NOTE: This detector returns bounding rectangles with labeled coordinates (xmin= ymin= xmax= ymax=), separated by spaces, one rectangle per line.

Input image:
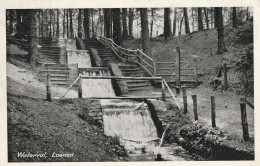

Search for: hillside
xmin=123 ymin=20 xmax=253 ymax=97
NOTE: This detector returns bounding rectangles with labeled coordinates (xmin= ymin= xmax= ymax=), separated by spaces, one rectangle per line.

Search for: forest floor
xmin=123 ymin=21 xmax=254 ymax=141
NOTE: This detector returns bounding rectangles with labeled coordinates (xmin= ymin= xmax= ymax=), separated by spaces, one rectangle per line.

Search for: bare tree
xmin=56 ymin=9 xmax=59 ymax=37
xmin=63 ymin=9 xmax=65 ymax=38
xmin=122 ymin=8 xmax=128 ymax=39
xmin=78 ymin=9 xmax=82 ymax=36
xmin=198 ymin=7 xmax=203 ymax=31
xmin=232 ymin=7 xmax=237 ymax=28
xmin=112 ymin=8 xmax=122 ymax=45
xmin=215 ymin=7 xmax=227 ymax=54
xmin=66 ymin=9 xmax=69 ymax=38
xmin=69 ymin=9 xmax=73 ymax=38
xmin=173 ymin=8 xmax=177 ymax=36
xmin=104 ymin=9 xmax=111 ymax=38
xmin=28 ymin=10 xmax=38 ymax=67
xmin=164 ymin=8 xmax=172 ymax=38
xmin=84 ymin=9 xmax=90 ymax=39
xmin=204 ymin=7 xmax=209 ymax=29
xmin=128 ymin=8 xmax=134 ymax=38
xmin=140 ymin=8 xmax=151 ymax=56
xmin=183 ymin=8 xmax=190 ymax=34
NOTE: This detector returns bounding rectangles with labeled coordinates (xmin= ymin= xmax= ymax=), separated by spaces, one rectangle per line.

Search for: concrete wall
xmin=90 ymin=48 xmax=103 ymax=67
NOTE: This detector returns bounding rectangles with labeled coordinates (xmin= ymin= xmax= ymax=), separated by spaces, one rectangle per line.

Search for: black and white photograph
xmin=2 ymin=0 xmax=259 ymax=164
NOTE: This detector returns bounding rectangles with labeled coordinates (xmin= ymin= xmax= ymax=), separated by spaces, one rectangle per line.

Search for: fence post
xmin=153 ymin=59 xmax=157 ymax=77
xmin=223 ymin=63 xmax=228 ymax=90
xmin=194 ymin=58 xmax=198 ymax=85
xmin=211 ymin=96 xmax=216 ymax=127
xmin=182 ymin=87 xmax=187 ymax=114
xmin=240 ymin=98 xmax=249 ymax=141
xmin=192 ymin=95 xmax=198 ymax=121
xmin=46 ymin=74 xmax=52 ymax=102
xmin=243 ymin=68 xmax=249 ymax=90
xmin=161 ymin=80 xmax=165 ymax=101
xmin=175 ymin=47 xmax=181 ymax=94
xmin=78 ymin=76 xmax=83 ymax=98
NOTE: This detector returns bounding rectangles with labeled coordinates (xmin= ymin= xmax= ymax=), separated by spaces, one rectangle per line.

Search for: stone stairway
xmin=84 ymin=39 xmax=111 ymax=61
xmin=118 ymin=63 xmax=153 ymax=93
xmin=38 ymin=46 xmax=61 ymax=64
xmin=38 ymin=63 xmax=70 ymax=86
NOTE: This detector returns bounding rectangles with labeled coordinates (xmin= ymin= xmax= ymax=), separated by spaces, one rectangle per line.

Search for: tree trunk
xmin=198 ymin=8 xmax=203 ymax=31
xmin=78 ymin=9 xmax=82 ymax=36
xmin=84 ymin=9 xmax=90 ymax=39
xmin=140 ymin=8 xmax=151 ymax=56
xmin=173 ymin=8 xmax=177 ymax=36
xmin=211 ymin=7 xmax=214 ymax=28
xmin=63 ymin=9 xmax=65 ymax=38
xmin=179 ymin=16 xmax=184 ymax=36
xmin=122 ymin=8 xmax=128 ymax=39
xmin=192 ymin=8 xmax=194 ymax=32
xmin=215 ymin=7 xmax=227 ymax=54
xmin=128 ymin=8 xmax=134 ymax=38
xmin=246 ymin=7 xmax=250 ymax=21
xmin=49 ymin=9 xmax=52 ymax=37
xmin=52 ymin=11 xmax=55 ymax=37
xmin=232 ymin=7 xmax=237 ymax=28
xmin=150 ymin=8 xmax=154 ymax=38
xmin=164 ymin=8 xmax=172 ymax=39
xmin=16 ymin=10 xmax=22 ymax=34
xmin=69 ymin=9 xmax=73 ymax=38
xmin=28 ymin=10 xmax=38 ymax=67
xmin=112 ymin=8 xmax=122 ymax=45
xmin=104 ymin=9 xmax=111 ymax=38
xmin=91 ymin=9 xmax=95 ymax=38
xmin=66 ymin=9 xmax=69 ymax=38
xmin=9 ymin=10 xmax=14 ymax=34
xmin=183 ymin=8 xmax=190 ymax=34
xmin=55 ymin=10 xmax=59 ymax=37
xmin=38 ymin=11 xmax=41 ymax=37
xmin=204 ymin=7 xmax=209 ymax=29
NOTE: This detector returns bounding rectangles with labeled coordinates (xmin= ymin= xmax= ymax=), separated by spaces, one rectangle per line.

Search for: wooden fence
xmin=97 ymin=35 xmax=198 ymax=88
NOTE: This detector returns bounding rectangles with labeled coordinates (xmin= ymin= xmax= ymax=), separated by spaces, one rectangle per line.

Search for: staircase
xmin=38 ymin=46 xmax=61 ymax=64
xmin=38 ymin=63 xmax=70 ymax=86
xmin=118 ymin=63 xmax=153 ymax=93
xmin=84 ymin=39 xmax=111 ymax=61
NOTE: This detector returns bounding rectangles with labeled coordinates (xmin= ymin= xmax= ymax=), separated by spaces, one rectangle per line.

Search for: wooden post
xmin=182 ymin=87 xmax=187 ymax=114
xmin=211 ymin=96 xmax=216 ymax=127
xmin=223 ymin=63 xmax=228 ymax=90
xmin=46 ymin=74 xmax=52 ymax=102
xmin=175 ymin=47 xmax=181 ymax=94
xmin=192 ymin=95 xmax=198 ymax=121
xmin=156 ymin=30 xmax=158 ymax=37
xmin=243 ymin=68 xmax=249 ymax=90
xmin=153 ymin=59 xmax=157 ymax=77
xmin=194 ymin=58 xmax=198 ymax=85
xmin=78 ymin=76 xmax=83 ymax=98
xmin=240 ymin=98 xmax=249 ymax=141
xmin=161 ymin=80 xmax=165 ymax=101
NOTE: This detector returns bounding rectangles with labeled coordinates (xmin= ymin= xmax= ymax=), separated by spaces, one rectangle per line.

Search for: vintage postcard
xmin=1 ymin=0 xmax=259 ymax=165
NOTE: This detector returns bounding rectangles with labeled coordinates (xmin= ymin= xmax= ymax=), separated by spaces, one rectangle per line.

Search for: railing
xmin=97 ymin=35 xmax=155 ymax=77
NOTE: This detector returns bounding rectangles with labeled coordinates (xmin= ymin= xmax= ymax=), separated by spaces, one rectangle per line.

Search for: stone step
xmin=44 ymin=63 xmax=68 ymax=67
xmin=39 ymin=70 xmax=69 ymax=74
xmin=127 ymin=82 xmax=150 ymax=88
xmin=125 ymin=80 xmax=148 ymax=84
xmin=38 ymin=50 xmax=60 ymax=53
xmin=128 ymin=86 xmax=153 ymax=92
xmin=118 ymin=64 xmax=139 ymax=68
xmin=120 ymin=68 xmax=141 ymax=72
